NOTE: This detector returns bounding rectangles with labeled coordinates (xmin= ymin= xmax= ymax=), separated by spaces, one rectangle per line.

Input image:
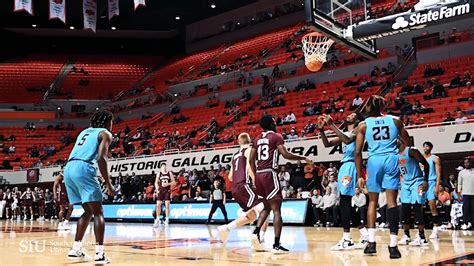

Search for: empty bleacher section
xmin=57 ymin=56 xmax=158 ymax=100
xmin=0 ymin=55 xmax=66 ymax=103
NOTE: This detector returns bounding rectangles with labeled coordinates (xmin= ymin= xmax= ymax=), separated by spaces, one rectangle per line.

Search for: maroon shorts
xmin=255 ymin=170 xmax=281 ymax=200
xmin=232 ymin=183 xmax=260 ymax=212
xmin=58 ymin=195 xmax=69 ymax=207
xmin=22 ymin=199 xmax=33 ymax=208
xmin=157 ymin=189 xmax=171 ymax=201
xmin=37 ymin=200 xmax=45 ymax=208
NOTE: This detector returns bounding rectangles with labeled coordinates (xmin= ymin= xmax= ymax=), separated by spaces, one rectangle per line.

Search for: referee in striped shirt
xmin=207 ymin=180 xmax=229 ymax=224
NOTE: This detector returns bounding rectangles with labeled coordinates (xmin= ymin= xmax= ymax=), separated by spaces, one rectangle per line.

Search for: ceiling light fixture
xmin=69 ymin=26 xmax=75 ymax=30
xmin=211 ymin=4 xmax=216 ymax=8
xmin=175 ymin=16 xmax=180 ymax=20
xmin=111 ymin=26 xmax=117 ymax=30
xmin=32 ymin=24 xmax=37 ymax=28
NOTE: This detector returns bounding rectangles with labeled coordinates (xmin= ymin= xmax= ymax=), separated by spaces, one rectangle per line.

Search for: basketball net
xmin=302 ymin=32 xmax=334 ymax=72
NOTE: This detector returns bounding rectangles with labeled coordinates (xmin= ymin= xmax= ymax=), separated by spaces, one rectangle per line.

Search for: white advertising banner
xmin=108 ymin=0 xmax=119 ymax=20
xmin=134 ymin=0 xmax=146 ymax=10
xmin=14 ymin=0 xmax=33 ymax=15
xmin=83 ymin=0 xmax=97 ymax=33
xmin=0 ymin=124 xmax=472 ymax=183
xmin=107 ymin=123 xmax=474 ymax=175
xmin=0 ymin=166 xmax=61 ymax=185
xmin=49 ymin=0 xmax=66 ymax=24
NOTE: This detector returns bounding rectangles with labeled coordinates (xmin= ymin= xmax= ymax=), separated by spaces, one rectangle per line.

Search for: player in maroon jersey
xmin=154 ymin=163 xmax=175 ymax=226
xmin=249 ymin=114 xmax=313 ymax=253
xmin=217 ymin=133 xmax=269 ymax=244
xmin=35 ymin=187 xmax=46 ymax=221
xmin=54 ymin=172 xmax=73 ymax=230
xmin=20 ymin=187 xmax=36 ymax=221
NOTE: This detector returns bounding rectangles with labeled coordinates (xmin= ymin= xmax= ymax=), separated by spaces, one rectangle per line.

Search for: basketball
xmin=305 ymin=58 xmax=324 ymax=72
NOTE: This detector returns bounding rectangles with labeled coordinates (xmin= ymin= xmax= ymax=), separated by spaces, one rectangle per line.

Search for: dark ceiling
xmin=0 ymin=0 xmax=257 ymax=32
xmin=0 ymin=0 xmax=257 ymax=57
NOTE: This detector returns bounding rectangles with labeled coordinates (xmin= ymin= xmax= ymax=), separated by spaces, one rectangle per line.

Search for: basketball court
xmin=1 ymin=221 xmax=473 ymax=265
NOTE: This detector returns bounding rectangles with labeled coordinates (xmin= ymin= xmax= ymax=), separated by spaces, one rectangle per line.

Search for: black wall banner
xmin=351 ymin=1 xmax=472 ymax=42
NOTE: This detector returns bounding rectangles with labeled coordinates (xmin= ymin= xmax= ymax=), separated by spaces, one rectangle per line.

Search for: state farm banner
xmin=83 ymin=0 xmax=97 ymax=33
xmin=107 ymin=123 xmax=474 ymax=175
xmin=134 ymin=0 xmax=146 ymax=10
xmin=108 ymin=0 xmax=119 ymax=20
xmin=351 ymin=1 xmax=472 ymax=42
xmin=49 ymin=0 xmax=66 ymax=24
xmin=14 ymin=0 xmax=33 ymax=15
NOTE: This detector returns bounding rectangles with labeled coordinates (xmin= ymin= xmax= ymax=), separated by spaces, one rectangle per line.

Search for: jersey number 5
xmin=78 ymin=133 xmax=90 ymax=146
xmin=372 ymin=126 xmax=390 ymax=141
xmin=257 ymin=145 xmax=269 ymax=160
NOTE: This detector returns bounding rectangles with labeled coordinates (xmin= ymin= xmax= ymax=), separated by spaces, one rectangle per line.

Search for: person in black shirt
xmin=292 ymin=161 xmax=305 ymax=189
xmin=443 ymin=112 xmax=455 ymax=123
xmin=197 ymin=174 xmax=212 ymax=199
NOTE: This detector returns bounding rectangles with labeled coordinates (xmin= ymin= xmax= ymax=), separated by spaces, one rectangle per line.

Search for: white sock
xmin=96 ymin=245 xmax=104 ymax=254
xmin=261 ymin=230 xmax=266 ymax=239
xmin=228 ymin=221 xmax=237 ymax=230
xmin=359 ymin=227 xmax=368 ymax=237
xmin=368 ymin=228 xmax=376 ymax=242
xmin=389 ymin=234 xmax=398 ymax=247
xmin=64 ymin=220 xmax=69 ymax=224
xmin=72 ymin=241 xmax=82 ymax=251
xmin=433 ymin=226 xmax=439 ymax=233
xmin=343 ymin=232 xmax=351 ymax=240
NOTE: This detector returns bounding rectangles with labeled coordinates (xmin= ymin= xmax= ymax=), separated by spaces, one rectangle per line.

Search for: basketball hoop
xmin=302 ymin=32 xmax=335 ymax=72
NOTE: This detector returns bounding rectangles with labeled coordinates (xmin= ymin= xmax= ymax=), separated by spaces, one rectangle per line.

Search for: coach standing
xmin=458 ymin=158 xmax=474 ymax=230
xmin=206 ymin=180 xmax=229 ymax=224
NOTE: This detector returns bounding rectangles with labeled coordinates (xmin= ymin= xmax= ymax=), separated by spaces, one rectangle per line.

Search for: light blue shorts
xmin=400 ymin=179 xmax=426 ymax=204
xmin=426 ymin=180 xmax=437 ymax=201
xmin=366 ymin=154 xmax=400 ymax=193
xmin=338 ymin=161 xmax=357 ymax=196
xmin=64 ymin=160 xmax=102 ymax=204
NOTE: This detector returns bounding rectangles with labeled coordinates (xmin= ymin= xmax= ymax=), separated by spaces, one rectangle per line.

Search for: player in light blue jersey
xmin=355 ymin=95 xmax=411 ymax=259
xmin=319 ymin=113 xmax=368 ymax=251
xmin=64 ymin=111 xmax=114 ymax=264
xmin=422 ymin=141 xmax=442 ymax=239
xmin=397 ymin=141 xmax=430 ymax=247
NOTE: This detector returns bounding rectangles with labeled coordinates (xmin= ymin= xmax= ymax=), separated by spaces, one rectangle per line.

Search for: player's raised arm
xmin=354 ymin=122 xmax=367 ymax=187
xmin=98 ymin=130 xmax=113 ymax=197
xmin=322 ymin=114 xmax=357 ymax=146
xmin=277 ymin=144 xmax=312 ymax=164
xmin=409 ymin=147 xmax=430 ymax=183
